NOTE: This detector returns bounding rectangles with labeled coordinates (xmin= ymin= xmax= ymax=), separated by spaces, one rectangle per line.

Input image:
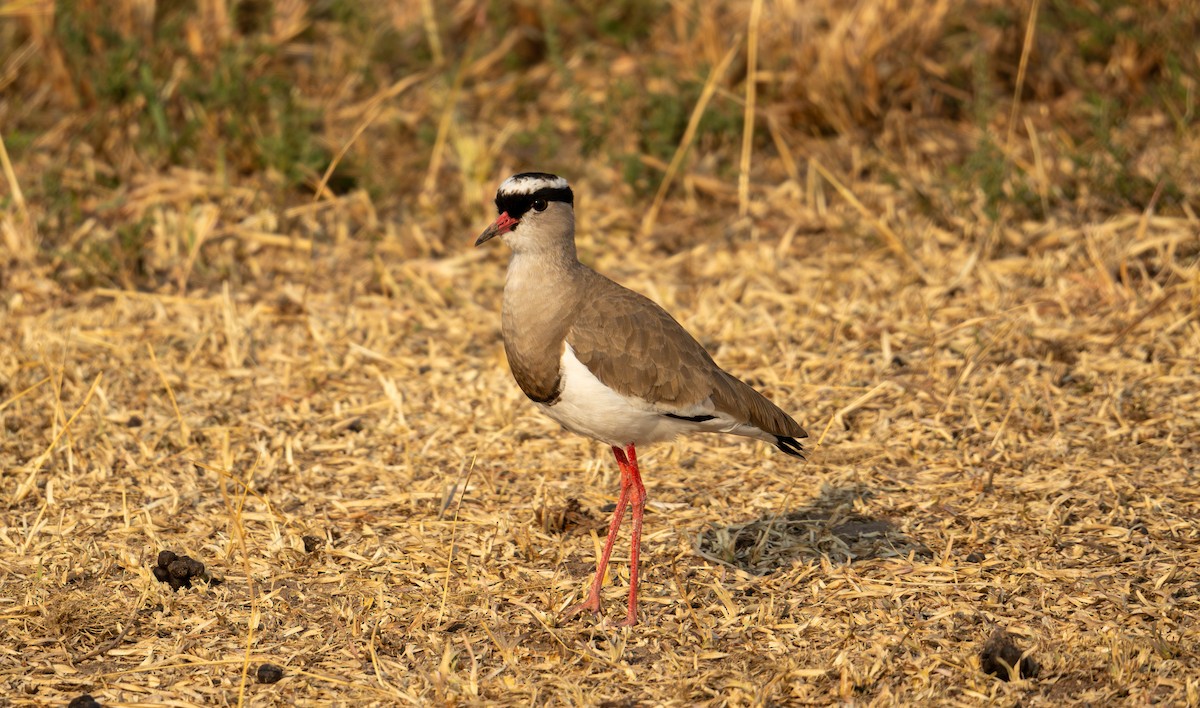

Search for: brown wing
xmin=567 ymin=274 xmax=717 ymax=407
xmin=710 ymin=369 xmax=808 ymax=439
xmin=567 ymin=271 xmax=806 ymax=439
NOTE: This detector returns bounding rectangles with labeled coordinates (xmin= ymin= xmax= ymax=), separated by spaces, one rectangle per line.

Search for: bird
xmin=476 ymin=172 xmax=807 ymax=626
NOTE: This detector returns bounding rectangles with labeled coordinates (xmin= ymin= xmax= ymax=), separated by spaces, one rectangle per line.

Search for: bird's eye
xmin=532 ymin=199 xmax=548 ymax=212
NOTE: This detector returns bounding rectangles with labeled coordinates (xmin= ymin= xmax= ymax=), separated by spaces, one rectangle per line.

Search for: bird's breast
xmin=501 ymin=271 xmax=574 ymax=405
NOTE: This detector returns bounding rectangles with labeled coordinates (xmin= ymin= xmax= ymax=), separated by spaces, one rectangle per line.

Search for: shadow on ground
xmin=693 ymin=483 xmax=932 ymax=575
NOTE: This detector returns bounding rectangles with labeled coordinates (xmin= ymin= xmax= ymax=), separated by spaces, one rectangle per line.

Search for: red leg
xmin=617 ymin=444 xmax=646 ymax=627
xmin=563 ymin=445 xmax=633 ymax=620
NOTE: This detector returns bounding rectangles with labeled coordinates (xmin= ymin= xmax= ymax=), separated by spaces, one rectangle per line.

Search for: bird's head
xmin=476 ymin=172 xmax=575 ymax=253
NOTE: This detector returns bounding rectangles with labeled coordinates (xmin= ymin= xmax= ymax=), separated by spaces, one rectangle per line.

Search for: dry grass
xmin=2 ymin=0 xmax=1200 ymax=705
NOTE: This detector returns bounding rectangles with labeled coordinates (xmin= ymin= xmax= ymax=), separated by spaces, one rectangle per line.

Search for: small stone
xmin=302 ymin=535 xmax=323 ymax=553
xmin=157 ymin=550 xmax=178 ymax=569
xmin=67 ymin=695 xmax=102 ymax=708
xmin=256 ymin=663 xmax=285 ymax=684
xmin=965 ymin=551 xmax=985 ymax=563
xmin=126 ymin=415 xmax=143 ymax=427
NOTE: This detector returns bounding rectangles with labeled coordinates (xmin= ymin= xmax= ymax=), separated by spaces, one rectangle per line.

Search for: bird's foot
xmin=616 ymin=611 xmax=638 ymax=627
xmin=561 ymin=593 xmax=602 ymax=621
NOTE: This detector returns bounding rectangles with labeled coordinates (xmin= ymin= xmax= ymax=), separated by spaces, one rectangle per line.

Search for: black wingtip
xmin=775 ymin=435 xmax=806 ymax=459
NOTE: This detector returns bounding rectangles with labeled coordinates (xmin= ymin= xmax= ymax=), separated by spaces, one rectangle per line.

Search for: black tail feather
xmin=775 ymin=435 xmax=806 ymax=459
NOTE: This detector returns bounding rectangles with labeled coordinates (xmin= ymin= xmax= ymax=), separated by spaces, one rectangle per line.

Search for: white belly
xmin=536 ymin=344 xmax=695 ymax=447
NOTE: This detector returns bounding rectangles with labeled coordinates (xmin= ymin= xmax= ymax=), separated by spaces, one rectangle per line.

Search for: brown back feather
xmin=566 ymin=270 xmax=806 ymax=439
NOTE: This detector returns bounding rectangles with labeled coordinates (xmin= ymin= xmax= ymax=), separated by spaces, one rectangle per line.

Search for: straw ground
xmin=2 ymin=1 xmax=1199 ymax=705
